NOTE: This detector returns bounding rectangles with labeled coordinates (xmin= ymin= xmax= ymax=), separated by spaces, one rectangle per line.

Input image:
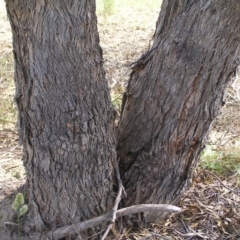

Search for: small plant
xmin=200 ymin=146 xmax=240 ymax=184
xmin=12 ymin=193 xmax=28 ymax=239
xmin=103 ymin=0 xmax=115 ymax=17
xmin=12 ymin=171 xmax=21 ymax=179
xmin=111 ymin=92 xmax=122 ymax=112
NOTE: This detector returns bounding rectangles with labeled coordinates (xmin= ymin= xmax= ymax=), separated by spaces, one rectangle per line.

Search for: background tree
xmin=5 ymin=0 xmax=240 ymax=239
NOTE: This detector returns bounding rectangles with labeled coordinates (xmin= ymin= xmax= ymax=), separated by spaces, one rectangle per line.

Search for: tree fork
xmin=4 ymin=0 xmax=240 ymax=238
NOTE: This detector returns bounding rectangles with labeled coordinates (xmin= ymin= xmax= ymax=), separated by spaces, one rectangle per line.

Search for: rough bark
xmin=117 ymin=0 xmax=240 ymax=225
xmin=5 ymin=0 xmax=240 ymax=238
xmin=5 ymin=0 xmax=116 ymax=237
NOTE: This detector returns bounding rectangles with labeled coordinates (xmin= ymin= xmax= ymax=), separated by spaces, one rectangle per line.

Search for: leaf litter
xmin=105 ymin=169 xmax=240 ymax=240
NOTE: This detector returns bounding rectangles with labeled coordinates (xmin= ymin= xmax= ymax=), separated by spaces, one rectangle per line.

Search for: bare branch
xmin=48 ymin=204 xmax=182 ymax=239
xmin=101 ymin=164 xmax=126 ymax=240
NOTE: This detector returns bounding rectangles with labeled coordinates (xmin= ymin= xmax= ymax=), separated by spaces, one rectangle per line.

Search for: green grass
xmin=111 ymin=92 xmax=122 ymax=112
xmin=103 ymin=0 xmax=115 ymax=17
xmin=200 ymin=146 xmax=240 ymax=180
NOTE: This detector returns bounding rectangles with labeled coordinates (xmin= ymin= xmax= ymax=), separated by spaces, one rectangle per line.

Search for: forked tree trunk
xmin=5 ymin=0 xmax=240 ymax=238
xmin=117 ymin=0 xmax=240 ymax=225
xmin=5 ymin=0 xmax=116 ymax=237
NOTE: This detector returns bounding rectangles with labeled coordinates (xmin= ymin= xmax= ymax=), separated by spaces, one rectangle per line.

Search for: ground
xmin=0 ymin=1 xmax=240 ymax=239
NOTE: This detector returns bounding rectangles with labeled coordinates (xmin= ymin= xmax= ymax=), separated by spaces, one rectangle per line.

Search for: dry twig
xmin=204 ymin=170 xmax=240 ymax=194
xmin=101 ymin=164 xmax=126 ymax=240
xmin=47 ymin=204 xmax=182 ymax=239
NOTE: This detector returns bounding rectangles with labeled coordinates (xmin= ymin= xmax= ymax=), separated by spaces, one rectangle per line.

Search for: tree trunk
xmin=6 ymin=0 xmax=116 ymax=237
xmin=117 ymin=0 xmax=240 ymax=225
xmin=5 ymin=0 xmax=240 ymax=238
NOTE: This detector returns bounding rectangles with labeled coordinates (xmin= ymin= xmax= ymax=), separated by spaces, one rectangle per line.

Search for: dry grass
xmin=0 ymin=51 xmax=16 ymax=127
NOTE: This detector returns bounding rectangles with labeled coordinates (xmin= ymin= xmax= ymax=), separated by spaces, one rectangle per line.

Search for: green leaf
xmin=19 ymin=205 xmax=28 ymax=216
xmin=12 ymin=201 xmax=19 ymax=211
xmin=12 ymin=193 xmax=25 ymax=211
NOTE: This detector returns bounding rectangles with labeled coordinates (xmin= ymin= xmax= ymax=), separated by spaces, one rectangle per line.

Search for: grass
xmin=0 ymin=51 xmax=16 ymax=128
xmin=0 ymin=98 xmax=17 ymax=125
xmin=103 ymin=0 xmax=115 ymax=17
xmin=96 ymin=0 xmax=162 ymax=17
xmin=111 ymin=92 xmax=123 ymax=113
xmin=0 ymin=52 xmax=14 ymax=86
xmin=200 ymin=146 xmax=240 ymax=184
xmin=0 ymin=0 xmax=7 ymax=20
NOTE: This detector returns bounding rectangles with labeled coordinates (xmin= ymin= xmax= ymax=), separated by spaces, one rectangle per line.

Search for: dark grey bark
xmin=117 ymin=0 xmax=240 ymax=224
xmin=5 ymin=0 xmax=116 ymax=236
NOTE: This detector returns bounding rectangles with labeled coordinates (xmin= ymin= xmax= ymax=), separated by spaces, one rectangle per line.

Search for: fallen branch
xmin=101 ymin=164 xmax=126 ymax=240
xmin=47 ymin=204 xmax=182 ymax=239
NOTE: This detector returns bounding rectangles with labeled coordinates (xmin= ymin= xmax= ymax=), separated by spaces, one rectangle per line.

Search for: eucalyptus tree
xmin=5 ymin=0 xmax=240 ymax=238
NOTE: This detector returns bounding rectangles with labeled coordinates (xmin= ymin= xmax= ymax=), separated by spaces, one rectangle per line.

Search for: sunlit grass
xmin=0 ymin=52 xmax=14 ymax=85
xmin=111 ymin=92 xmax=123 ymax=112
xmin=116 ymin=0 xmax=162 ymax=12
xmin=200 ymin=146 xmax=240 ymax=184
xmin=96 ymin=0 xmax=163 ymax=17
xmin=0 ymin=51 xmax=16 ymax=128
xmin=0 ymin=98 xmax=17 ymax=126
xmin=0 ymin=0 xmax=7 ymax=20
xmin=103 ymin=0 xmax=115 ymax=17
